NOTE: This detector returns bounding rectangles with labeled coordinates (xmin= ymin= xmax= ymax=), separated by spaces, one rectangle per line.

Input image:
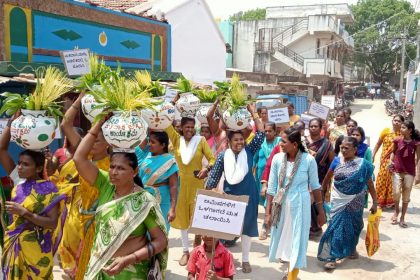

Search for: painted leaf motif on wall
xmin=120 ymin=40 xmax=140 ymax=49
xmin=53 ymin=29 xmax=82 ymax=41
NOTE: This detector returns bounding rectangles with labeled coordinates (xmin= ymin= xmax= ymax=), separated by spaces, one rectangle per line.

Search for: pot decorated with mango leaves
xmin=222 ymin=106 xmax=251 ymax=131
xmin=10 ymin=109 xmax=57 ymax=150
xmin=101 ymin=111 xmax=148 ymax=152
xmin=142 ymin=100 xmax=176 ymax=131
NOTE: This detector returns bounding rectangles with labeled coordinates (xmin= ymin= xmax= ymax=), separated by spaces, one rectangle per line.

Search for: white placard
xmin=308 ymin=102 xmax=330 ymax=120
xmin=300 ymin=113 xmax=316 ymax=128
xmin=190 ymin=190 xmax=248 ymax=239
xmin=60 ymin=49 xmax=90 ymax=76
xmin=164 ymin=87 xmax=178 ymax=103
xmin=0 ymin=118 xmax=8 ymax=135
xmin=267 ymin=106 xmax=289 ymax=124
xmin=321 ymin=95 xmax=335 ymax=109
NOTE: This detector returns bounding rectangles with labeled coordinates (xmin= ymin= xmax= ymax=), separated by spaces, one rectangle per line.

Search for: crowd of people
xmin=0 ymin=94 xmax=419 ymax=280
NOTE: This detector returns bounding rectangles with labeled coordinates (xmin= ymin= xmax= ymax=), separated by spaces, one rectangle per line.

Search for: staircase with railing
xmin=276 ymin=43 xmax=304 ymax=66
xmin=272 ymin=18 xmax=309 ymax=46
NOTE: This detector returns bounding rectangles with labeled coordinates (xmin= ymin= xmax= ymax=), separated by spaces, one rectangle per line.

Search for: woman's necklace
xmin=113 ymin=185 xmax=136 ymax=199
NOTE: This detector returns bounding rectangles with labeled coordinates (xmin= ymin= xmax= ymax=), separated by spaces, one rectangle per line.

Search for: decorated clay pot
xmin=222 ymin=106 xmax=251 ymax=131
xmin=175 ymin=92 xmax=200 ymax=118
xmin=196 ymin=103 xmax=213 ymax=124
xmin=142 ymin=100 xmax=176 ymax=131
xmin=10 ymin=109 xmax=56 ymax=150
xmin=101 ymin=111 xmax=148 ymax=152
xmin=81 ymin=94 xmax=102 ymax=122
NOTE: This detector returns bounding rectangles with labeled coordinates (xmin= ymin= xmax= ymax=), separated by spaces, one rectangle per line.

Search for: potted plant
xmin=0 ymin=67 xmax=73 ymax=150
xmin=89 ymin=72 xmax=160 ymax=152
xmin=193 ymin=88 xmax=220 ymax=124
xmin=78 ymin=54 xmax=113 ymax=122
xmin=173 ymin=75 xmax=200 ymax=118
xmin=220 ymin=74 xmax=251 ymax=131
xmin=134 ymin=70 xmax=175 ymax=131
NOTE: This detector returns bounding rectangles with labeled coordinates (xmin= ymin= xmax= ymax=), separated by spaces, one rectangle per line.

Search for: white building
xmin=233 ymin=4 xmax=355 ymax=83
xmin=128 ymin=0 xmax=226 ymax=85
xmin=76 ymin=0 xmax=227 ymax=85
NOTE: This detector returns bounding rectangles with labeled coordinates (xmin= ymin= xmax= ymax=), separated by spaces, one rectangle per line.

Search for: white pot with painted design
xmin=222 ymin=106 xmax=251 ymax=131
xmin=142 ymin=100 xmax=176 ymax=131
xmin=10 ymin=109 xmax=56 ymax=150
xmin=101 ymin=111 xmax=148 ymax=152
xmin=81 ymin=94 xmax=103 ymax=122
xmin=196 ymin=103 xmax=213 ymax=124
xmin=175 ymin=92 xmax=200 ymax=118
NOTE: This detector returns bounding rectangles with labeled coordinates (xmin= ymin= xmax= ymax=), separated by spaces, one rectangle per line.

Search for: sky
xmin=206 ymin=0 xmax=419 ymax=20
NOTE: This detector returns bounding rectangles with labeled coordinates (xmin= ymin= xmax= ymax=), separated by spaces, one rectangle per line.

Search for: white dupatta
xmin=224 ymin=148 xmax=248 ymax=185
xmin=180 ymin=136 xmax=201 ymax=165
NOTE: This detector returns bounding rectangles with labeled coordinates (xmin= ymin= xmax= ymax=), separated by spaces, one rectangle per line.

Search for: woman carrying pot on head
xmin=73 ymin=120 xmax=168 ymax=280
xmin=254 ymin=122 xmax=281 ymax=240
xmin=55 ymin=93 xmax=111 ymax=279
xmin=373 ymin=114 xmax=404 ymax=208
xmin=318 ymin=137 xmax=378 ymax=270
xmin=135 ymin=131 xmax=178 ymax=231
xmin=305 ymin=118 xmax=335 ymax=236
xmin=165 ymin=116 xmax=215 ymax=266
xmin=0 ymin=113 xmax=67 ymax=279
xmin=265 ymin=127 xmax=325 ymax=280
xmin=206 ymin=103 xmax=265 ymax=274
xmin=326 ymin=110 xmax=347 ymax=150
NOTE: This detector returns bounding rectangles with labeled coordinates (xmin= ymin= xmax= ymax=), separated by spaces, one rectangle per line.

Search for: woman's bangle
xmin=252 ymin=113 xmax=259 ymax=119
xmin=315 ymin=201 xmax=323 ymax=206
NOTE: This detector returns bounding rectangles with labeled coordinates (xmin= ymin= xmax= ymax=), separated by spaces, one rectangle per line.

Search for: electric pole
xmin=399 ymin=26 xmax=407 ymax=104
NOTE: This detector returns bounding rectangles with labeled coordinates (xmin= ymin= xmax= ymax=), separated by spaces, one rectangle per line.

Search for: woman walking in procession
xmin=56 ymin=93 xmax=111 ymax=279
xmin=135 ymin=131 xmax=178 ymax=231
xmin=265 ymin=127 xmax=325 ymax=280
xmin=0 ymin=113 xmax=67 ymax=279
xmin=373 ymin=114 xmax=404 ymax=208
xmin=318 ymin=137 xmax=378 ymax=270
xmin=73 ymin=120 xmax=168 ymax=280
xmin=326 ymin=110 xmax=347 ymax=150
xmin=254 ymin=122 xmax=281 ymax=240
xmin=166 ymin=116 xmax=215 ymax=266
xmin=305 ymin=118 xmax=335 ymax=235
xmin=206 ymin=103 xmax=265 ymax=273
xmin=390 ymin=121 xmax=420 ymax=228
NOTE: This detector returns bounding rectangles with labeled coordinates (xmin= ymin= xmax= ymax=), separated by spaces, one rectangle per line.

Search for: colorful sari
xmin=306 ymin=137 xmax=333 ymax=183
xmin=254 ymin=137 xmax=281 ymax=205
xmin=136 ymin=146 xmax=179 ymax=231
xmin=2 ymin=180 xmax=67 ymax=279
xmin=376 ymin=128 xmax=400 ymax=208
xmin=317 ymin=157 xmax=374 ymax=262
xmin=85 ymin=189 xmax=168 ymax=280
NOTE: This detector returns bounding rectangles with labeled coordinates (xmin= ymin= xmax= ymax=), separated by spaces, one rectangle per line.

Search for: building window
xmin=316 ymin=39 xmax=321 ymax=55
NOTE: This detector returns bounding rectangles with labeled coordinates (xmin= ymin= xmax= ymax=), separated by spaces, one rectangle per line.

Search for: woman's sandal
xmin=281 ymin=274 xmax=288 ymax=280
xmin=399 ymin=221 xmax=408 ymax=228
xmin=242 ymin=262 xmax=252 ymax=273
xmin=391 ymin=216 xmax=398 ymax=225
xmin=324 ymin=262 xmax=336 ymax=270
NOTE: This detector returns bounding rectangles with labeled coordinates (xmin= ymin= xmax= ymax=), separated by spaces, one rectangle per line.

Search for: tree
xmin=347 ymin=0 xmax=420 ymax=83
xmin=229 ymin=8 xmax=266 ymax=22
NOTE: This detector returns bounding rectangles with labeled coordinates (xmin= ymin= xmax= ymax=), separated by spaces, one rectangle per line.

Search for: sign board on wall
xmin=60 ymin=49 xmax=90 ymax=76
xmin=267 ymin=106 xmax=289 ymax=124
xmin=189 ymin=190 xmax=249 ymax=240
xmin=308 ymin=102 xmax=330 ymax=120
xmin=321 ymin=95 xmax=335 ymax=109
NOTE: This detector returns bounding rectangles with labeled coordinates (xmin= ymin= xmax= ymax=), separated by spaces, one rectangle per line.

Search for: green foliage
xmin=77 ymin=54 xmax=114 ymax=91
xmin=133 ymin=70 xmax=165 ymax=97
xmin=348 ymin=0 xmax=420 ymax=82
xmin=193 ymin=88 xmax=220 ymax=103
xmin=229 ymin=8 xmax=266 ymax=22
xmin=0 ymin=67 xmax=73 ymax=119
xmin=216 ymin=74 xmax=250 ymax=113
xmin=174 ymin=75 xmax=193 ymax=93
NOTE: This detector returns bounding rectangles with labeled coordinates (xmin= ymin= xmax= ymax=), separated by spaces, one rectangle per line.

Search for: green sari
xmin=85 ymin=170 xmax=168 ymax=280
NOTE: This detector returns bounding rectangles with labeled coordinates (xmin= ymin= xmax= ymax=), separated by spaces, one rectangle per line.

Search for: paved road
xmin=54 ymin=99 xmax=420 ymax=279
